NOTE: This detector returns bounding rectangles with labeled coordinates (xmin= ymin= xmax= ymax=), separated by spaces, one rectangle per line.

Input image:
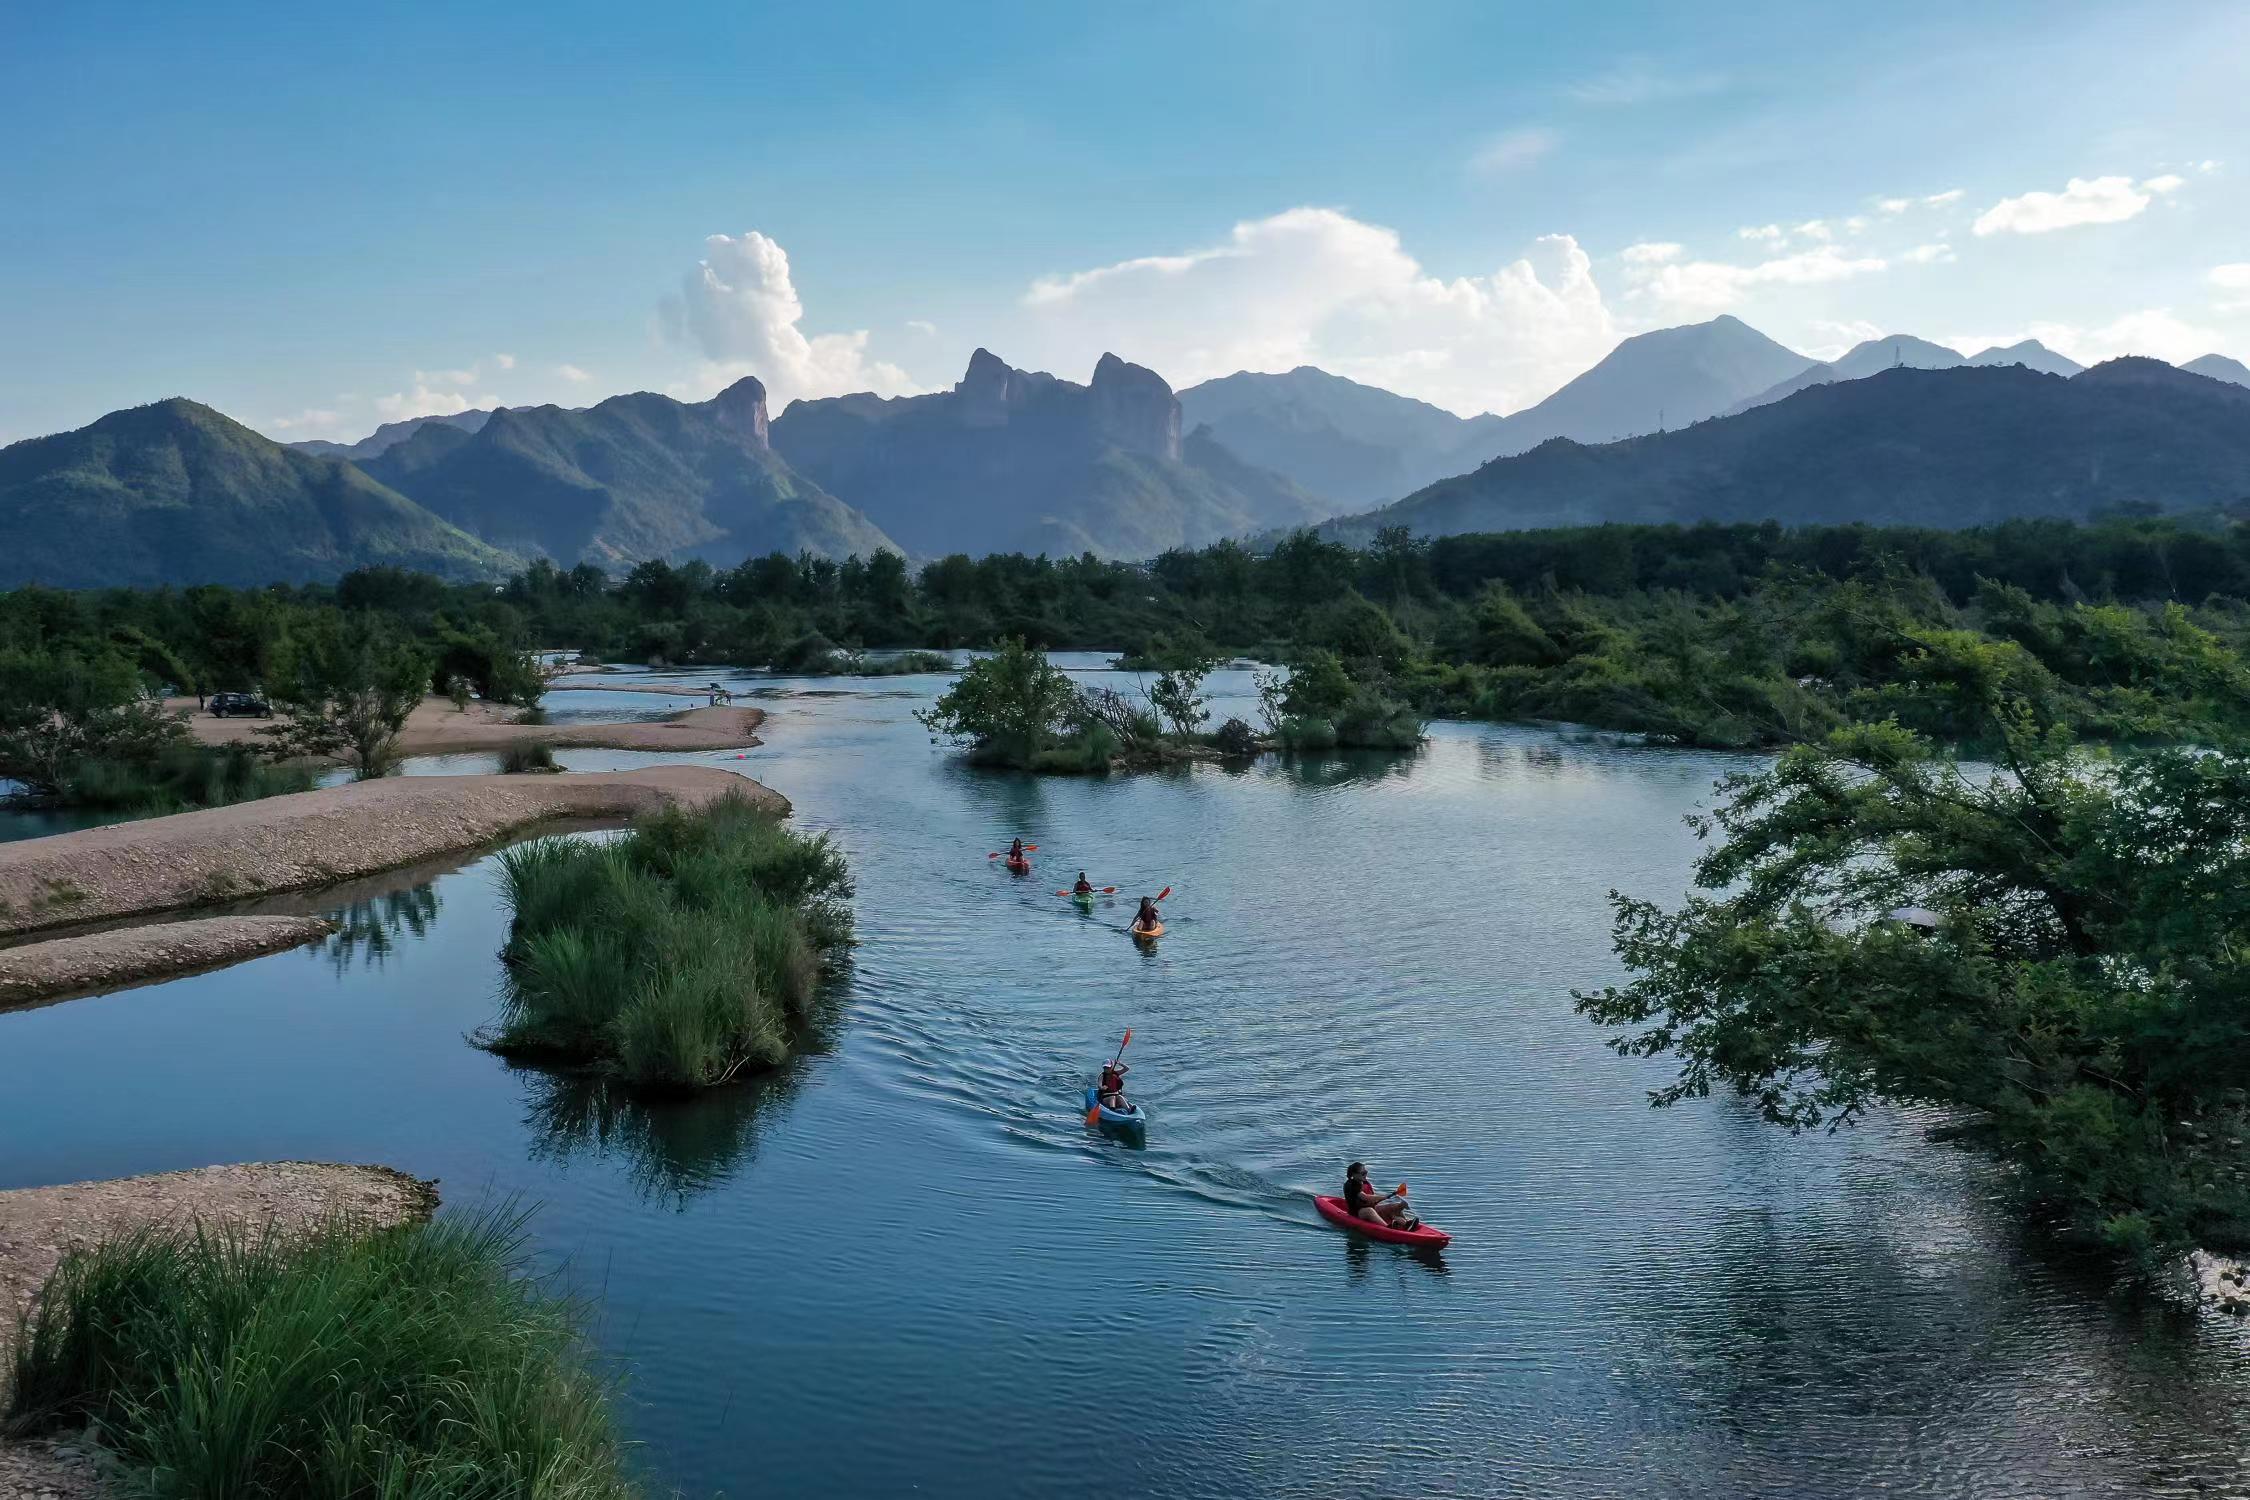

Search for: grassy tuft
xmin=500 ymin=741 xmax=559 ymax=774
xmin=4 ymin=1209 xmax=639 ymax=1498
xmin=485 ymin=794 xmax=852 ymax=1091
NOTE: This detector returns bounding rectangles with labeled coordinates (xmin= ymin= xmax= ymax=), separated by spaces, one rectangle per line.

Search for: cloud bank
xmin=660 ymin=230 xmax=918 ymax=407
xmin=1016 ymin=207 xmax=1617 ymax=417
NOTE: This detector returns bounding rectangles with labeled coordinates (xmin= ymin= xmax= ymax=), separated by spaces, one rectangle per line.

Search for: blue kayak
xmin=1084 ymin=1085 xmax=1146 ymax=1131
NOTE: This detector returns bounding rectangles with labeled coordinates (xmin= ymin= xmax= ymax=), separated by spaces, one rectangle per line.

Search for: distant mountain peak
xmin=2183 ymin=353 xmax=2250 ymax=389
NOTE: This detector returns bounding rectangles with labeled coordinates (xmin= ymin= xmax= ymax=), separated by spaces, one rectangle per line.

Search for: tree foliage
xmin=1577 ymin=627 xmax=2250 ymax=1275
xmin=265 ymin=619 xmax=433 ymax=780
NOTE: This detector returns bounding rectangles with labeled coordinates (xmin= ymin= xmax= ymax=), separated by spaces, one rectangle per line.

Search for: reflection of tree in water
xmin=515 ymin=995 xmax=841 ymax=1207
xmin=316 ymin=885 xmax=440 ymax=975
xmin=1277 ymin=747 xmax=1422 ymax=792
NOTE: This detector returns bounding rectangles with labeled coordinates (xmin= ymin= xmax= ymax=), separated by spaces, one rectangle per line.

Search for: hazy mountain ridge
xmin=288 ymin=408 xmax=498 ymax=461
xmin=359 ymin=378 xmax=900 ymax=567
xmin=1326 ymin=358 xmax=2250 ymax=544
xmin=1180 ymin=315 xmax=1815 ymax=507
xmin=0 ymin=399 xmax=514 ymax=589
xmin=770 ymin=349 xmax=1330 ymax=559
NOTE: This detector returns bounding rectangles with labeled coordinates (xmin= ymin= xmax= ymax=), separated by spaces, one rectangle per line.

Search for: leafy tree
xmin=0 ymin=646 xmax=186 ymax=799
xmin=1578 ymin=629 xmax=2250 ymax=1276
xmin=914 ymin=637 xmax=1077 ymax=768
xmin=266 ymin=619 xmax=433 ymax=780
xmin=1143 ymin=633 xmax=1221 ymax=742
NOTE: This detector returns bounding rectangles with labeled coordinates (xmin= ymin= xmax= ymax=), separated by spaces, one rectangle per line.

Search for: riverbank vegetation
xmin=1578 ymin=624 xmax=2250 ymax=1282
xmin=4 ymin=1209 xmax=639 ymax=1497
xmin=5 ymin=514 xmax=2247 ymax=806
xmin=484 ymin=795 xmax=853 ymax=1091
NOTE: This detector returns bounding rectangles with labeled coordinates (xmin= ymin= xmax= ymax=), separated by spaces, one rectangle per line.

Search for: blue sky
xmin=3 ymin=0 xmax=2245 ymax=444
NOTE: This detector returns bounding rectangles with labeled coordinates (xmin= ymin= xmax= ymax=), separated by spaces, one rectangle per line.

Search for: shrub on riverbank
xmin=500 ymin=742 xmax=559 ymax=774
xmin=62 ymin=742 xmax=319 ymax=815
xmin=3 ymin=1210 xmax=639 ymax=1498
xmin=486 ymin=794 xmax=853 ymax=1091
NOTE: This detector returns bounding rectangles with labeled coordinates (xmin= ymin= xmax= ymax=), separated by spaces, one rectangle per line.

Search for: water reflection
xmin=315 ymin=885 xmax=441 ymax=974
xmin=514 ymin=999 xmax=840 ymax=1207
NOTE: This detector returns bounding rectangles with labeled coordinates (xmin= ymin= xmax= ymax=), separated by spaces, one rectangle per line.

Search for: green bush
xmin=62 ymin=742 xmax=316 ymax=816
xmin=486 ymin=795 xmax=853 ymax=1092
xmin=3 ymin=1210 xmax=638 ymax=1499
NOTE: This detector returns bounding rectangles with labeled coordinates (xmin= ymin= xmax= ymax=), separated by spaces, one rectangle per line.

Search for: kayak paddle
xmin=1055 ymin=886 xmax=1118 ymax=897
xmin=1087 ymin=1029 xmax=1132 ymax=1125
xmin=987 ymin=844 xmax=1039 ymax=858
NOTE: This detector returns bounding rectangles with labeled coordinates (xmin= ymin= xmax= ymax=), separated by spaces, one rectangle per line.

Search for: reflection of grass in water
xmin=317 ymin=884 xmax=440 ymax=975
xmin=514 ymin=992 xmax=842 ymax=1206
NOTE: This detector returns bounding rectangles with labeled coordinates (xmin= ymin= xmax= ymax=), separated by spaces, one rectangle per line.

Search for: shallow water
xmin=2 ymin=656 xmax=2245 ymax=1499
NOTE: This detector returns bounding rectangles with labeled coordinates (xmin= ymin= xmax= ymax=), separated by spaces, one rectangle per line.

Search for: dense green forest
xmin=6 ymin=512 xmax=2249 ymax=807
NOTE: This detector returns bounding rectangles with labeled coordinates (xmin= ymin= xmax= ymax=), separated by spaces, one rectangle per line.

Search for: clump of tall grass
xmin=486 ymin=794 xmax=852 ymax=1091
xmin=3 ymin=1209 xmax=639 ymax=1498
xmin=500 ymin=741 xmax=559 ymax=774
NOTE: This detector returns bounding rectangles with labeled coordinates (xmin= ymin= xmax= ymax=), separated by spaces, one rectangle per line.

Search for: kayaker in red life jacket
xmin=1008 ymin=839 xmax=1026 ymax=861
xmin=1074 ymin=873 xmax=1094 ymax=896
xmin=1099 ymin=1060 xmax=1130 ymax=1111
xmin=1343 ymin=1162 xmax=1420 ymax=1230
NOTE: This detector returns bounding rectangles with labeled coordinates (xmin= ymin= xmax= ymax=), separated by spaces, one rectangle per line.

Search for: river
xmin=2 ymin=656 xmax=2245 ymax=1498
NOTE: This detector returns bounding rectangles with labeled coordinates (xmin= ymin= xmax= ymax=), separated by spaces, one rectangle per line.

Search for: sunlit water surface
xmin=2 ymin=656 xmax=2244 ymax=1498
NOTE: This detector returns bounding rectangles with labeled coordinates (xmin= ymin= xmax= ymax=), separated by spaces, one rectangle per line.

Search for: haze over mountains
xmin=1181 ymin=314 xmax=1815 ymax=506
xmin=1326 ymin=358 xmax=2250 ymax=544
xmin=8 ymin=314 xmax=2250 ymax=588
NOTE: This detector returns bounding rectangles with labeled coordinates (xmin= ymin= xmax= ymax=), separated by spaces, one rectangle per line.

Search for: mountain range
xmin=1180 ymin=314 xmax=1816 ymax=506
xmin=769 ymin=349 xmax=1329 ymax=558
xmin=10 ymin=316 xmax=2250 ymax=589
xmin=360 ymin=378 xmax=899 ymax=567
xmin=1325 ymin=358 xmax=2250 ymax=544
xmin=0 ymin=399 xmax=510 ymax=589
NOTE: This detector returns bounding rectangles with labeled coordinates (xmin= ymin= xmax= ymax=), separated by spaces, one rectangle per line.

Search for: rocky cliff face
xmin=768 ymin=349 xmax=1322 ymax=558
xmin=708 ymin=375 xmax=771 ymax=449
xmin=1089 ymin=352 xmax=1181 ymax=460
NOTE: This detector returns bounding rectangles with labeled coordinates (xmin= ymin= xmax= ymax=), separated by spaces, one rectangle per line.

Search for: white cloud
xmin=906 ymin=319 xmax=938 ymax=336
xmin=1626 ymin=244 xmax=1888 ymax=311
xmin=1619 ymin=241 xmax=1682 ymax=265
xmin=660 ymin=229 xmax=918 ymax=407
xmin=1804 ymin=319 xmax=1885 ymax=362
xmin=555 ymin=363 xmax=593 ymax=383
xmin=1876 ymin=197 xmax=1913 ymax=215
xmin=1901 ymin=243 xmax=1956 ymax=264
xmin=1924 ymin=188 xmax=1965 ymax=207
xmin=1469 ymin=126 xmax=1559 ymax=174
xmin=493 ymin=352 xmax=517 ymax=371
xmin=374 ymin=380 xmax=478 ymax=421
xmin=2211 ymin=263 xmax=2250 ymax=313
xmin=1793 ymin=219 xmax=1834 ymax=240
xmin=265 ymin=407 xmax=348 ymax=438
xmin=1996 ymin=309 xmax=2222 ymax=366
xmin=1972 ymin=175 xmax=2157 ymax=235
xmin=1738 ymin=224 xmax=1785 ymax=244
xmin=1565 ymin=58 xmax=1727 ymax=106
xmin=2143 ymin=174 xmax=2186 ymax=195
xmin=1016 ymin=207 xmax=1618 ymax=417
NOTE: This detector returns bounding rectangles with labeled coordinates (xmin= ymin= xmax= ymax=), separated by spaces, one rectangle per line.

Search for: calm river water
xmin=2 ymin=657 xmax=2245 ymax=1498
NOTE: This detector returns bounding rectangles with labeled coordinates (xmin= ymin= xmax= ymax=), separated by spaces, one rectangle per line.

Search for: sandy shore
xmin=0 ymin=1162 xmax=437 ymax=1498
xmin=0 ymin=766 xmax=781 ymax=937
xmin=169 ymin=696 xmax=765 ymax=756
xmin=0 ymin=915 xmax=337 ymax=1011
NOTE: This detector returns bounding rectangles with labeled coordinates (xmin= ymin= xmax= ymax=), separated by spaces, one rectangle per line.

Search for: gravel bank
xmin=172 ymin=697 xmax=765 ymax=756
xmin=0 ymin=915 xmax=337 ymax=1011
xmin=0 ymin=766 xmax=781 ymax=937
xmin=0 ymin=1162 xmax=437 ymax=1499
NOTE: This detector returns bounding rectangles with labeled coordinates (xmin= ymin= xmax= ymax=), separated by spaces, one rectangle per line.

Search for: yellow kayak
xmin=1131 ymin=921 xmax=1165 ymax=940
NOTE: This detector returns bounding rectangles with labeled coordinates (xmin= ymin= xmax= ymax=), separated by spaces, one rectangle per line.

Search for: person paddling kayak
xmin=1098 ymin=1058 xmax=1130 ymax=1111
xmin=1131 ymin=896 xmax=1162 ymax=935
xmin=1074 ymin=872 xmax=1095 ymax=896
xmin=1008 ymin=838 xmax=1027 ymax=862
xmin=1343 ymin=1162 xmax=1421 ymax=1230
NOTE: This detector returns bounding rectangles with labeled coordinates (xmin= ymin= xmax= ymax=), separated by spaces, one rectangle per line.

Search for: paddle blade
xmin=1101 ymin=886 xmax=1118 ymax=894
xmin=1085 ymin=1106 xmax=1100 ymax=1126
xmin=1118 ymin=1028 xmax=1132 ymax=1054
xmin=1155 ymin=886 xmax=1171 ymax=902
xmin=1024 ymin=844 xmax=1038 ymax=851
xmin=1396 ymin=1182 xmax=1409 ymax=1197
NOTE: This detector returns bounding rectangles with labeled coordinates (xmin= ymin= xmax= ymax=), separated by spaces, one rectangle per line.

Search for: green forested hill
xmin=0 ymin=398 xmax=513 ymax=588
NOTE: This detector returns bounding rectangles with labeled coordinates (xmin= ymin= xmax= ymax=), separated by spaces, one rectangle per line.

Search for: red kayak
xmin=1313 ymin=1195 xmax=1451 ymax=1247
xmin=1005 ymin=856 xmax=1031 ymax=874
